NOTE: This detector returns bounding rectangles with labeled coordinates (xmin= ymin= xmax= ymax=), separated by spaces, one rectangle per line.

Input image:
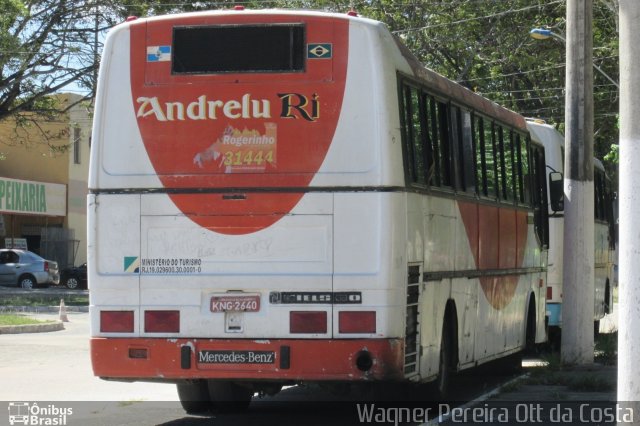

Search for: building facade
xmin=0 ymin=93 xmax=91 ymax=268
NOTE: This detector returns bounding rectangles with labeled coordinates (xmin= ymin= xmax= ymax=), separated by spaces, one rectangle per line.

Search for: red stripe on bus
xmin=128 ymin=16 xmax=350 ymax=234
xmin=459 ymin=201 xmax=529 ymax=309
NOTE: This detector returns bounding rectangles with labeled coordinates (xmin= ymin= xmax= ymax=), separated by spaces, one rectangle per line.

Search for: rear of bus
xmin=89 ymin=10 xmax=407 ymax=402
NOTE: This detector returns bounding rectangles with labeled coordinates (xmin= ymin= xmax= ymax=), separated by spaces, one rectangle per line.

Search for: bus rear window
xmin=172 ymin=24 xmax=305 ymax=74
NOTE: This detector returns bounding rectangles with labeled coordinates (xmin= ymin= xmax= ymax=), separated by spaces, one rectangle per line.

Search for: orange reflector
xmin=290 ymin=311 xmax=327 ymax=334
xmin=144 ymin=310 xmax=180 ymax=333
xmin=100 ymin=311 xmax=134 ymax=333
xmin=339 ymin=311 xmax=376 ymax=333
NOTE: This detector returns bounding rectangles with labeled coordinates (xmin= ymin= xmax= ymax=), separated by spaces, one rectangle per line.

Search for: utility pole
xmin=561 ymin=0 xmax=595 ymax=365
xmin=618 ymin=0 xmax=640 ymax=401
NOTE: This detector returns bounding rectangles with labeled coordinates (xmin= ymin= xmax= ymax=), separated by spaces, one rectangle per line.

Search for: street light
xmin=529 ymin=28 xmax=556 ymax=40
xmin=529 ymin=27 xmax=619 ymax=89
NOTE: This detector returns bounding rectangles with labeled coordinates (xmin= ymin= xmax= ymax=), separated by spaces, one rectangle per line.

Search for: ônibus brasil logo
xmin=7 ymin=402 xmax=72 ymax=425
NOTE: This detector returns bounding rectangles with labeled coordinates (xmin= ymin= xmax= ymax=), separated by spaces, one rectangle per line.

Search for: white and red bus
xmin=89 ymin=9 xmax=549 ymax=411
xmin=527 ymin=119 xmax=617 ymax=340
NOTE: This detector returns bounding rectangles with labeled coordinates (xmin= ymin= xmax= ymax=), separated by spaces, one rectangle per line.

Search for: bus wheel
xmin=176 ymin=380 xmax=210 ymax=414
xmin=435 ymin=321 xmax=452 ymax=400
xmin=207 ymin=381 xmax=253 ymax=413
xmin=525 ymin=298 xmax=536 ymax=354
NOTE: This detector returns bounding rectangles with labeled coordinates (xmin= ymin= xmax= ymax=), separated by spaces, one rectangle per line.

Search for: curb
xmin=0 ymin=320 xmax=65 ymax=334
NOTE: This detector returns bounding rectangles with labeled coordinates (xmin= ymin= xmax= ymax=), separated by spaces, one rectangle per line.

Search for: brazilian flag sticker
xmin=307 ymin=43 xmax=332 ymax=59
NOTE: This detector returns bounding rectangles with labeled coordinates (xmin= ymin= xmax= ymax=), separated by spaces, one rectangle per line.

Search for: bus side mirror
xmin=549 ymin=172 xmax=564 ymax=212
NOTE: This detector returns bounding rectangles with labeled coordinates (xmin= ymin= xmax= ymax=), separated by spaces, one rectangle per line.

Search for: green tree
xmin=0 ymin=0 xmax=620 ymax=172
xmin=351 ymin=0 xmax=618 ymax=177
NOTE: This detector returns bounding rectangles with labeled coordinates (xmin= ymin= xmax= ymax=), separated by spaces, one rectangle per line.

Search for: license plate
xmin=211 ymin=295 xmax=261 ymax=312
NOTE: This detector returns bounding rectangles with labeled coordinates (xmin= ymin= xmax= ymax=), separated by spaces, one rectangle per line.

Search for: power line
xmin=457 ymin=54 xmax=618 ymax=84
xmin=393 ymin=1 xmax=564 ymax=35
xmin=477 ymin=83 xmax=617 ymax=96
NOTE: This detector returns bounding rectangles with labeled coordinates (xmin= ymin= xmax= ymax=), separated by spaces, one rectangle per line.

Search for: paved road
xmin=0 ymin=311 xmax=522 ymax=425
xmin=0 ymin=287 xmax=619 ymax=425
xmin=0 ymin=311 xmax=178 ymax=402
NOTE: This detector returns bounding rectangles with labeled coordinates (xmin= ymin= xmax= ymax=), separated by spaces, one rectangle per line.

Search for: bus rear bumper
xmin=91 ymin=337 xmax=405 ymax=382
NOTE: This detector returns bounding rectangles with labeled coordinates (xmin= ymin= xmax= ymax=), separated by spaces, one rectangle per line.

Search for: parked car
xmin=0 ymin=249 xmax=60 ymax=289
xmin=60 ymin=263 xmax=87 ymax=290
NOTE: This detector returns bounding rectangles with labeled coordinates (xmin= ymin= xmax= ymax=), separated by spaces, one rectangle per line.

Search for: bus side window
xmin=400 ymin=84 xmax=425 ymax=185
xmin=431 ymin=99 xmax=452 ymax=188
xmin=423 ymin=94 xmax=436 ymax=186
xmin=505 ymin=130 xmax=518 ymax=203
xmin=450 ymin=106 xmax=462 ymax=190
xmin=497 ymin=126 xmax=515 ymax=202
xmin=473 ymin=115 xmax=486 ymax=196
xmin=483 ymin=120 xmax=498 ymax=199
xmin=531 ymin=144 xmax=549 ymax=247
xmin=409 ymin=87 xmax=426 ymax=185
xmin=518 ymin=134 xmax=531 ymax=205
xmin=457 ymin=109 xmax=475 ymax=194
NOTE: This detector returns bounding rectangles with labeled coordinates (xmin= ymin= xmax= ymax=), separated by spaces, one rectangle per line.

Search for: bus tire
xmin=435 ymin=320 xmax=453 ymax=400
xmin=207 ymin=381 xmax=253 ymax=413
xmin=176 ymin=380 xmax=210 ymax=414
xmin=525 ymin=296 xmax=536 ymax=354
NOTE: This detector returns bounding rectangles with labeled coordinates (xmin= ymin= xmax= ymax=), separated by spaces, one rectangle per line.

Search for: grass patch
xmin=527 ymin=352 xmax=562 ymax=380
xmin=0 ymin=294 xmax=88 ymax=307
xmin=523 ymin=371 xmax=614 ymax=392
xmin=0 ymin=314 xmax=54 ymax=326
xmin=567 ymin=376 xmax=615 ymax=392
xmin=521 ymin=346 xmax=615 ymax=393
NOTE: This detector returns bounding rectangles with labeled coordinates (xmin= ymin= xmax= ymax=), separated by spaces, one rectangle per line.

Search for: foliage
xmin=0 ymin=0 xmax=142 ymax=149
xmin=348 ymin=0 xmax=618 ymax=177
xmin=2 ymin=0 xmax=90 ymax=119
xmin=0 ymin=0 xmax=620 ymax=172
xmin=604 ymin=144 xmax=618 ymax=164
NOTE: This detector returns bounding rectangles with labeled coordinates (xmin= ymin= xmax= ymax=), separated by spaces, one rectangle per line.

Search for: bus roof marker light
xmin=234 ymin=5 xmax=245 ymax=11
xmin=347 ymin=10 xmax=358 ymax=17
xmin=529 ymin=28 xmax=553 ymax=40
xmin=125 ymin=16 xmax=138 ymax=22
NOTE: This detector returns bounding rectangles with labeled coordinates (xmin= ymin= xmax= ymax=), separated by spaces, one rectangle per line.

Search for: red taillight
xmin=547 ymin=286 xmax=553 ymax=300
xmin=144 ymin=310 xmax=180 ymax=333
xmin=100 ymin=311 xmax=134 ymax=333
xmin=290 ymin=311 xmax=327 ymax=334
xmin=44 ymin=262 xmax=49 ymax=272
xmin=339 ymin=311 xmax=376 ymax=334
